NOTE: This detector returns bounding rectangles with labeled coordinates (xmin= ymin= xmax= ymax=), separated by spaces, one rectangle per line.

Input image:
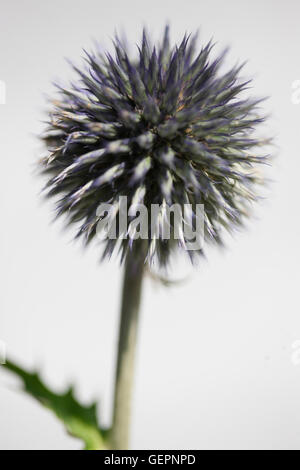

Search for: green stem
xmin=110 ymin=251 xmax=145 ymax=450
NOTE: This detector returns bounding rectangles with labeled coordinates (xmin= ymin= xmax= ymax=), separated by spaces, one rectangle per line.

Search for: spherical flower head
xmin=41 ymin=26 xmax=269 ymax=267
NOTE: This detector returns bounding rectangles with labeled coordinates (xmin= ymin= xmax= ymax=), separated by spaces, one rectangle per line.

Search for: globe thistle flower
xmin=1 ymin=27 xmax=271 ymax=452
xmin=41 ymin=26 xmax=269 ymax=267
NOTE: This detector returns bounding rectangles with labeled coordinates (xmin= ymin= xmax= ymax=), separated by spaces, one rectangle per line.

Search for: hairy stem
xmin=110 ymin=251 xmax=145 ymax=449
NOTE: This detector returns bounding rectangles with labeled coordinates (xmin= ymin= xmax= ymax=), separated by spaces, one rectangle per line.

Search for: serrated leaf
xmin=2 ymin=359 xmax=109 ymax=450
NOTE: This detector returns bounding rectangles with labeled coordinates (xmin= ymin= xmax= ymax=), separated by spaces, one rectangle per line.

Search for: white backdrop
xmin=1 ymin=0 xmax=300 ymax=450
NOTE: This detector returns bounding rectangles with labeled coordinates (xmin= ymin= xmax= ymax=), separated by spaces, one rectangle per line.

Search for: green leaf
xmin=2 ymin=359 xmax=109 ymax=450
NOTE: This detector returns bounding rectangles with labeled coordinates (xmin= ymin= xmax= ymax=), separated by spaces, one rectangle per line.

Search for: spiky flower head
xmin=41 ymin=26 xmax=269 ymax=266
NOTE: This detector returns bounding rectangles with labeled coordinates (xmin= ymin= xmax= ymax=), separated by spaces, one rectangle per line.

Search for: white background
xmin=0 ymin=0 xmax=300 ymax=450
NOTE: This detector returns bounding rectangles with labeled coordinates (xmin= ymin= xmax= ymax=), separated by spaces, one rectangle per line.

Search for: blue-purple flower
xmin=41 ymin=26 xmax=269 ymax=265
